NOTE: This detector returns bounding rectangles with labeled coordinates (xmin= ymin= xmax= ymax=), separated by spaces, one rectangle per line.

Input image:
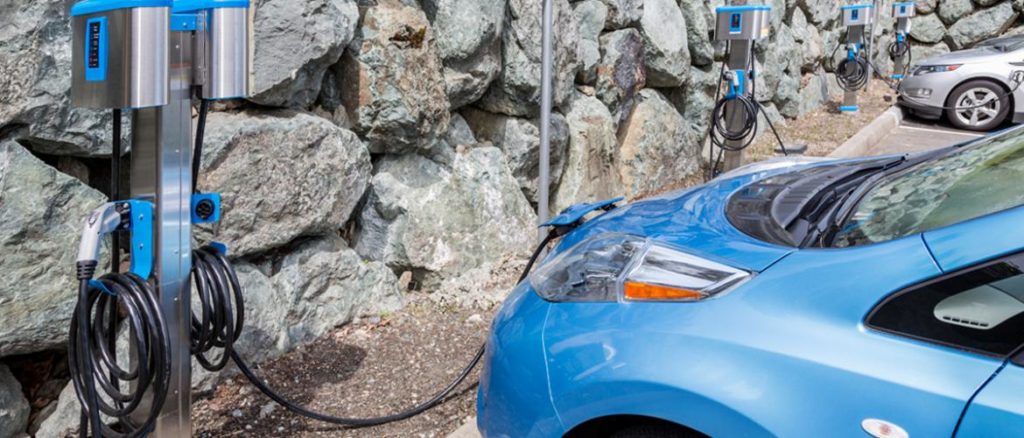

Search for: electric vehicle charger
xmin=707 ymin=56 xmax=790 ymax=181
xmin=887 ymin=38 xmax=911 ymax=78
xmin=828 ymin=37 xmax=870 ymax=93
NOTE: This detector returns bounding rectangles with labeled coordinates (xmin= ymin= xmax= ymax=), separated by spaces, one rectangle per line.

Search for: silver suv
xmin=899 ymin=35 xmax=1024 ymax=131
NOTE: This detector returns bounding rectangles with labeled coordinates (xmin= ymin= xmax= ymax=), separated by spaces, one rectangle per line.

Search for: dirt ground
xmin=746 ymin=82 xmax=895 ymax=162
xmin=192 ymin=81 xmax=898 ymax=438
xmin=193 ymin=299 xmax=492 ymax=438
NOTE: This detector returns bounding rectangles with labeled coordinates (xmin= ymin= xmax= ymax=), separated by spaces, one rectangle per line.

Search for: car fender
xmin=556 ymin=379 xmax=771 ymax=437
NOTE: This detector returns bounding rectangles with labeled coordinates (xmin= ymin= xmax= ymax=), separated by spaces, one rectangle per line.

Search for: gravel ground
xmin=746 ymin=83 xmax=895 ymax=162
xmin=193 ymin=299 xmax=493 ymax=438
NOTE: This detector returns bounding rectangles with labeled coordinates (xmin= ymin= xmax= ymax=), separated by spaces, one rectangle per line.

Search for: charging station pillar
xmin=892 ymin=2 xmax=916 ymax=80
xmin=713 ymin=4 xmax=771 ymax=171
xmin=71 ymin=1 xmax=251 ymax=435
xmin=839 ymin=4 xmax=874 ymax=113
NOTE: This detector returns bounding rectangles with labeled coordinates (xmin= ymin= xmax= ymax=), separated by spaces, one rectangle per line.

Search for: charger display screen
xmin=84 ymin=17 xmax=107 ymax=82
xmin=88 ymin=22 xmax=101 ymax=68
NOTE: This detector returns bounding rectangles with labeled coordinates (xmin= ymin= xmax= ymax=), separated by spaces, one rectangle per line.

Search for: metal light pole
xmin=539 ymin=0 xmax=554 ymax=240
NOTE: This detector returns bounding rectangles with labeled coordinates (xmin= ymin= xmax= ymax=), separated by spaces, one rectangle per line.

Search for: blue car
xmin=477 ymin=126 xmax=1024 ymax=437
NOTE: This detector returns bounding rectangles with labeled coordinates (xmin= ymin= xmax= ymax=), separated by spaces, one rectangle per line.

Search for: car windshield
xmin=833 ymin=129 xmax=1024 ymax=247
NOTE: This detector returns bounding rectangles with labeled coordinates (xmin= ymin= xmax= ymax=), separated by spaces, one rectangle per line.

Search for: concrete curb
xmin=448 ymin=417 xmax=481 ymax=438
xmin=830 ymin=106 xmax=903 ymax=158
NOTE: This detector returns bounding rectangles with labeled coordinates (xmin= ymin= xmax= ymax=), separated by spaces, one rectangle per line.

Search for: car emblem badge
xmin=862 ymin=419 xmax=909 ymax=438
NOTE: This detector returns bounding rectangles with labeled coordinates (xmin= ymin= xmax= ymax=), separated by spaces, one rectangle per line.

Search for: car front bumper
xmin=477 ymin=284 xmax=563 ymax=438
xmin=897 ymin=71 xmax=960 ymax=119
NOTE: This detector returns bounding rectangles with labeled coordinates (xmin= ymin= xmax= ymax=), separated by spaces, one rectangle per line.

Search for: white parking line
xmin=897 ymin=124 xmax=985 ymax=138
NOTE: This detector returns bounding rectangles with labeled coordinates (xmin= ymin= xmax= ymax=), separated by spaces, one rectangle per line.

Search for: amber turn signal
xmin=624 ymin=281 xmax=706 ymax=301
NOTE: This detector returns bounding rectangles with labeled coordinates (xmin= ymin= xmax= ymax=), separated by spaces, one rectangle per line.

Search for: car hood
xmin=920 ymin=47 xmax=1014 ymax=65
xmin=553 ymin=170 xmax=808 ymax=273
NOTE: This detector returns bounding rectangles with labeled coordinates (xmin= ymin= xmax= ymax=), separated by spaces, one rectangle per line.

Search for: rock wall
xmin=3 ymin=0 xmax=1024 ymax=436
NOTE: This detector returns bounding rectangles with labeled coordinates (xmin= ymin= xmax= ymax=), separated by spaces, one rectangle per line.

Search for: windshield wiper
xmin=789 ymin=160 xmax=904 ymax=247
xmin=817 ymin=149 xmax=953 ymax=247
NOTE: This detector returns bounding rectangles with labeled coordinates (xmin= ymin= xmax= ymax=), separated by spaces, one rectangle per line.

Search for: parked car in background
xmin=899 ymin=34 xmax=1024 ymax=131
xmin=478 ymin=125 xmax=1024 ymax=437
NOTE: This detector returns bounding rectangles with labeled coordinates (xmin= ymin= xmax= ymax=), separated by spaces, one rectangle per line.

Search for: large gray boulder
xmin=338 ymin=0 xmax=451 ymax=154
xmin=947 ymin=2 xmax=1019 ymax=49
xmin=596 ymin=29 xmax=648 ymax=125
xmin=423 ymin=0 xmax=507 ymax=109
xmin=599 ymin=0 xmax=643 ymax=29
xmin=758 ymin=24 xmax=801 ymax=106
xmin=355 ymin=147 xmax=536 ymax=289
xmin=790 ymin=8 xmax=824 ymax=73
xmin=938 ymin=0 xmax=975 ymax=25
xmin=909 ymin=12 xmax=948 ymax=44
xmin=235 ymin=237 xmax=402 ymax=367
xmin=913 ymin=41 xmax=952 ymax=61
xmin=0 ymin=141 xmax=107 ymax=357
xmin=0 ymin=364 xmax=29 ymax=438
xmin=0 ymin=0 xmax=123 ymax=157
xmin=552 ymin=92 xmax=625 ymax=214
xmin=918 ymin=0 xmax=939 ymax=14
xmin=574 ymin=0 xmax=610 ymax=84
xmin=462 ymin=109 xmax=570 ymax=204
xmin=665 ymin=64 xmax=718 ymax=137
xmin=638 ymin=0 xmax=691 ymax=87
xmin=679 ymin=0 xmax=715 ymax=67
xmin=478 ymin=0 xmax=581 ymax=117
xmin=798 ymin=0 xmax=840 ymax=27
xmin=197 ymin=110 xmax=372 ymax=257
xmin=617 ymin=89 xmax=702 ymax=198
xmin=250 ymin=0 xmax=359 ymax=108
xmin=780 ymin=73 xmax=828 ymax=118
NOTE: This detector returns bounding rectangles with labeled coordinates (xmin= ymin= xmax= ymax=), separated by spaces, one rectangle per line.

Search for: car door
xmin=956 ymin=354 xmax=1024 ymax=437
xmin=916 ymin=207 xmax=1024 ymax=436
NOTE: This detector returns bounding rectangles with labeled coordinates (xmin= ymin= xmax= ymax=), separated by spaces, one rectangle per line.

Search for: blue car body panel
xmin=543 ymin=235 xmax=1003 ymax=437
xmin=477 ymin=282 xmax=562 ymax=438
xmin=556 ymin=175 xmax=797 ymax=273
xmin=957 ymin=363 xmax=1024 ymax=437
xmin=924 ymin=205 xmax=1024 ymax=273
xmin=479 ymin=153 xmax=1024 ymax=437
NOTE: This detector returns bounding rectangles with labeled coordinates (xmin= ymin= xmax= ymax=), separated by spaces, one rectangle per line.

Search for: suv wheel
xmin=946 ymin=80 xmax=1011 ymax=132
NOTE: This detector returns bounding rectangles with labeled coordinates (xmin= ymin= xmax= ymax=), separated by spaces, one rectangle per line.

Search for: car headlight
xmin=913 ymin=64 xmax=962 ymax=75
xmin=529 ymin=233 xmax=752 ymax=303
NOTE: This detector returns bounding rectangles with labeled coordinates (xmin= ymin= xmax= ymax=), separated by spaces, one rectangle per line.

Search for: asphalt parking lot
xmin=866 ymin=113 xmax=988 ymax=156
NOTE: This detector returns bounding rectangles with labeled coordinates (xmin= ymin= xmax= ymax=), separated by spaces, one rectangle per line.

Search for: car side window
xmin=867 ymin=253 xmax=1024 ymax=358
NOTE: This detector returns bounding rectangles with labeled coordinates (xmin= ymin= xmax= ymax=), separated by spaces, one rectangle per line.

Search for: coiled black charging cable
xmin=888 ymin=38 xmax=912 ymax=78
xmin=70 ymin=262 xmax=172 ymax=438
xmin=707 ymin=45 xmax=790 ymax=180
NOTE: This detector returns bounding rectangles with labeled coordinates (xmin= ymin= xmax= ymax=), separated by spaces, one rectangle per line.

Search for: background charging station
xmin=709 ymin=4 xmax=775 ymax=173
xmin=890 ymin=2 xmax=916 ymax=81
xmin=838 ymin=3 xmax=876 ymax=114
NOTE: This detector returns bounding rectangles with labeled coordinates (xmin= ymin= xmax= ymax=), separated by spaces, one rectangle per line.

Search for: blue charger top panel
xmin=71 ymin=0 xmax=172 ymax=17
xmin=841 ymin=4 xmax=875 ymax=10
xmin=172 ymin=0 xmax=250 ymax=12
xmin=715 ymin=5 xmax=772 ymax=13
